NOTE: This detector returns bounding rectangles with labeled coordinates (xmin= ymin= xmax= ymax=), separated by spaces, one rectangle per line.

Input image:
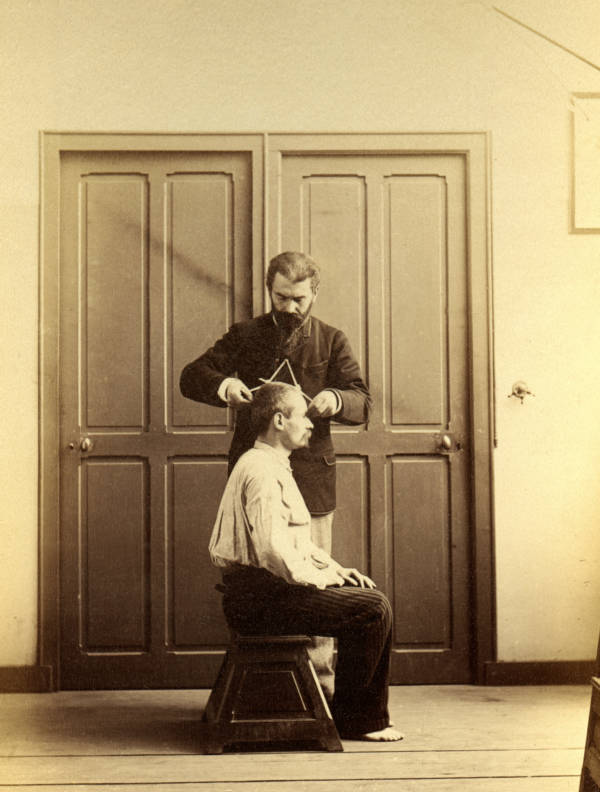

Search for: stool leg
xmin=203 ymin=654 xmax=232 ymax=724
xmin=318 ymin=722 xmax=344 ymax=752
xmin=201 ymin=652 xmax=236 ymax=754
xmin=299 ymin=653 xmax=343 ymax=751
xmin=203 ymin=739 xmax=225 ymax=755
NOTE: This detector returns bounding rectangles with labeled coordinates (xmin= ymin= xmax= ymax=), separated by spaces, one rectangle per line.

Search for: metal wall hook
xmin=508 ymin=381 xmax=534 ymax=403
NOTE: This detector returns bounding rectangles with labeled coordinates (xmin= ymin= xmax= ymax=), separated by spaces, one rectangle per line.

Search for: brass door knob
xmin=440 ymin=434 xmax=452 ymax=450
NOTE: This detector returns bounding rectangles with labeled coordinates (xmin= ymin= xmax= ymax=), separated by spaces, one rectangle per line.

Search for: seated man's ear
xmin=273 ymin=411 xmax=285 ymax=430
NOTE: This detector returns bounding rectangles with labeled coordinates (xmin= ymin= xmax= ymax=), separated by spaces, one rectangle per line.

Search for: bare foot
xmin=361 ymin=726 xmax=404 ymax=741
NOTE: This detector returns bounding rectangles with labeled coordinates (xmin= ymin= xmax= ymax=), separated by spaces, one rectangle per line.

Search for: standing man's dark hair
xmin=266 ymin=251 xmax=320 ymax=293
xmin=180 ymin=251 xmax=371 ymax=701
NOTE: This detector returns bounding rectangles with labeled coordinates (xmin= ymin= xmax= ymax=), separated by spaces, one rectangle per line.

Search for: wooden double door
xmin=56 ymin=134 xmax=490 ymax=689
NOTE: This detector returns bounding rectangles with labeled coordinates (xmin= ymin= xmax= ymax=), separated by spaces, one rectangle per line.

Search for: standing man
xmin=180 ymin=251 xmax=372 ymax=699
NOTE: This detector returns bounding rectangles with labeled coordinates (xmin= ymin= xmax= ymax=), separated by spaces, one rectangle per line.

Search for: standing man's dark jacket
xmin=180 ymin=313 xmax=371 ymax=514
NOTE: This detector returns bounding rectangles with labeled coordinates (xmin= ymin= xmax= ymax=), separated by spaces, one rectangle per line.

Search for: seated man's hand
xmin=338 ymin=568 xmax=376 ymax=589
xmin=308 ymin=390 xmax=339 ymax=418
xmin=225 ymin=378 xmax=254 ymax=407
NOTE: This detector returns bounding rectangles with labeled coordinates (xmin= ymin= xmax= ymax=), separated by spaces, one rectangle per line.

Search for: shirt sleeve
xmin=308 ymin=542 xmax=343 ymax=572
xmin=217 ymin=377 xmax=238 ymax=403
xmin=323 ymin=388 xmax=343 ymax=414
xmin=180 ymin=323 xmax=242 ymax=407
xmin=244 ymin=473 xmax=337 ymax=589
xmin=327 ymin=329 xmax=372 ymax=425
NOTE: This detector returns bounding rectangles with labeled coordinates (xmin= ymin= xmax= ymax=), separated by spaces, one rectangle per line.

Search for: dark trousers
xmin=221 ymin=566 xmax=393 ymax=736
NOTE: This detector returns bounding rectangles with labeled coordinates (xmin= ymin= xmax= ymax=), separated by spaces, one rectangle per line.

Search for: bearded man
xmin=180 ymin=251 xmax=372 ymax=700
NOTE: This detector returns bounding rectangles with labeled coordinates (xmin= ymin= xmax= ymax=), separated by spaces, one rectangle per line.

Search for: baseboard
xmin=1 ymin=662 xmax=593 ymax=691
xmin=0 ymin=665 xmax=54 ymax=692
xmin=485 ymin=660 xmax=595 ymax=685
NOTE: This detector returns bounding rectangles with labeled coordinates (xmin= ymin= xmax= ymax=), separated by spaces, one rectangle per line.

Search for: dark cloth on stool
xmin=222 ymin=565 xmax=392 ymax=737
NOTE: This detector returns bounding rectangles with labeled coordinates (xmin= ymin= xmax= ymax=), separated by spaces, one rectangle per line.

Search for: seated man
xmin=209 ymin=382 xmax=402 ymax=741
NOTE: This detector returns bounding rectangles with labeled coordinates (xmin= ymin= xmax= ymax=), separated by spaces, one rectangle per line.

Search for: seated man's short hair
xmin=250 ymin=382 xmax=298 ymax=435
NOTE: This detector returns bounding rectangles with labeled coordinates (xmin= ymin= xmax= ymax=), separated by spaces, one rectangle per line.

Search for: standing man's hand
xmin=308 ymin=390 xmax=339 ymax=418
xmin=224 ymin=378 xmax=254 ymax=407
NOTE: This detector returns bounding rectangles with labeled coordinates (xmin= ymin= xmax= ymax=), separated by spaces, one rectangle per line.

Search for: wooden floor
xmin=0 ymin=685 xmax=590 ymax=791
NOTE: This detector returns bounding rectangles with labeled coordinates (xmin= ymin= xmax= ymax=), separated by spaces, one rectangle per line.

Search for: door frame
xmin=39 ymin=131 xmax=494 ymax=688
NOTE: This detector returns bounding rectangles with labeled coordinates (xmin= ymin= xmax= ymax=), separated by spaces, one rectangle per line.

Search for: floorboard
xmin=0 ymin=749 xmax=585 ymax=785
xmin=0 ymin=782 xmax=582 ymax=792
xmin=0 ymin=685 xmax=590 ymax=791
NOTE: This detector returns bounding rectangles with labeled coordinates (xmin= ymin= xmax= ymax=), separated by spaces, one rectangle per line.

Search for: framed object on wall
xmin=571 ymin=93 xmax=600 ymax=233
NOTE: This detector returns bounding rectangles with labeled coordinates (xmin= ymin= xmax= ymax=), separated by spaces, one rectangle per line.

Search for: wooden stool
xmin=200 ymin=635 xmax=343 ymax=754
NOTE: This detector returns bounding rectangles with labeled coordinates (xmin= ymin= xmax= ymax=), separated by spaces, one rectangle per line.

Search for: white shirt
xmin=209 ymin=441 xmax=343 ymax=588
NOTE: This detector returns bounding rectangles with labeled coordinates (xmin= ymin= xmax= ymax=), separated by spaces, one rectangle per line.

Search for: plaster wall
xmin=1 ymin=0 xmax=599 ymax=666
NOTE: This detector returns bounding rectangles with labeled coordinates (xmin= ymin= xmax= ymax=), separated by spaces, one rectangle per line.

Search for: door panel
xmin=167 ymin=458 xmax=229 ymax=649
xmin=387 ymin=175 xmax=448 ymax=425
xmin=270 ymin=148 xmax=471 ymax=682
xmin=59 ymin=151 xmax=255 ymax=688
xmin=390 ymin=457 xmax=450 ymax=647
xmin=299 ymin=176 xmax=368 ymax=372
xmin=84 ymin=175 xmax=149 ymax=429
xmin=332 ymin=457 xmax=370 ymax=572
xmin=169 ymin=173 xmax=239 ymax=430
xmin=83 ymin=459 xmax=150 ymax=651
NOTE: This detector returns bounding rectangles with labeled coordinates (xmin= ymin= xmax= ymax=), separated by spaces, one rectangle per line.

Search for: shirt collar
xmin=254 ymin=439 xmax=293 ymax=471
